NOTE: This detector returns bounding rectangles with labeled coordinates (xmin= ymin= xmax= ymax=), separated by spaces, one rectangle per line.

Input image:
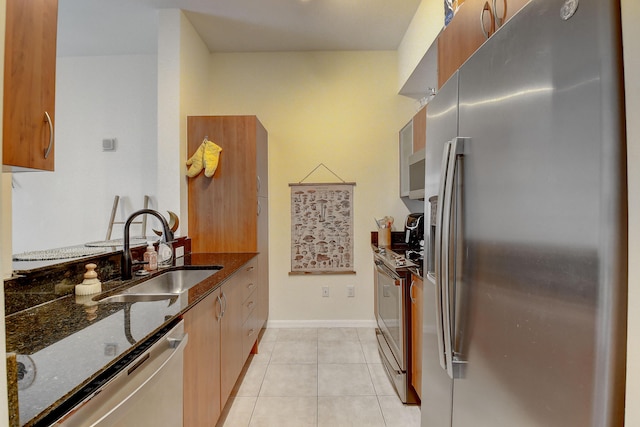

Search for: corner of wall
xmin=0 ymin=0 xmax=11 ymax=424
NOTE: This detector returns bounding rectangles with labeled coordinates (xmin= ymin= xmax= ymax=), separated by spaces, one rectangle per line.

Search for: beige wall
xmin=622 ymin=0 xmax=639 ymax=424
xmin=207 ymin=51 xmax=417 ymax=324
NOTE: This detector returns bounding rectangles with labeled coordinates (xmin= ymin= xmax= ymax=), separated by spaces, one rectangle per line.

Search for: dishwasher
xmin=51 ymin=319 xmax=188 ymax=427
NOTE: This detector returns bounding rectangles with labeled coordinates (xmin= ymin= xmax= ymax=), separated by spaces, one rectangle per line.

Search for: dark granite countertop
xmin=5 ymin=252 xmax=257 ymax=427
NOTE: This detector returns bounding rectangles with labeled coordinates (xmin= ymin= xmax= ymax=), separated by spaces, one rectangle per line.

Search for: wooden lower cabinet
xmin=240 ymin=258 xmax=260 ymax=358
xmin=183 ymin=287 xmax=221 ymax=426
xmin=220 ymin=274 xmax=245 ymax=408
xmin=410 ymin=274 xmax=423 ymax=399
xmin=184 ymin=258 xmax=261 ymax=426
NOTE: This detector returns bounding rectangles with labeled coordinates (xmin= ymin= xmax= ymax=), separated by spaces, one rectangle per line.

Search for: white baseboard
xmin=265 ymin=319 xmax=377 ymax=329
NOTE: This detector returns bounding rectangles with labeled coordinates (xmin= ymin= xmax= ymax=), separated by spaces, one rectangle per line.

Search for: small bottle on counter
xmin=143 ymin=242 xmax=158 ymax=271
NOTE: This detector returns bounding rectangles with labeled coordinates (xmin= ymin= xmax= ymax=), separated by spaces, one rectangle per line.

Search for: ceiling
xmin=57 ymin=0 xmax=423 ymax=57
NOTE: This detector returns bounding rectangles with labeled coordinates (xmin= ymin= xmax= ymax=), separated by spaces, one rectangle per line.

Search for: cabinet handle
xmin=221 ymin=292 xmax=227 ymax=317
xmin=480 ymin=2 xmax=492 ymax=39
xmin=257 ymin=176 xmax=261 ymax=193
xmin=248 ymin=328 xmax=255 ymax=337
xmin=44 ymin=111 xmax=54 ymax=159
xmin=257 ymin=200 xmax=261 ymax=216
xmin=409 ymin=280 xmax=416 ymax=304
xmin=247 ymin=282 xmax=256 ymax=290
xmin=247 ymin=301 xmax=255 ymax=310
xmin=216 ymin=294 xmax=223 ymax=321
xmin=492 ymin=0 xmax=504 ymax=29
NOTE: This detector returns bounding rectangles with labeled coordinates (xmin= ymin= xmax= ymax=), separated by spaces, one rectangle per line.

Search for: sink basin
xmin=120 ymin=267 xmax=221 ymax=295
xmin=98 ymin=293 xmax=178 ymax=303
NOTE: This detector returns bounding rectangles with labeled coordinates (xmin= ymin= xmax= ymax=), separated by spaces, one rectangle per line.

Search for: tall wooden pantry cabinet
xmin=187 ymin=115 xmax=269 ymax=333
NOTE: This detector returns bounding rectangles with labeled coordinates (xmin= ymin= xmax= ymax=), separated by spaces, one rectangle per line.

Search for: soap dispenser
xmin=144 ymin=242 xmax=158 ymax=271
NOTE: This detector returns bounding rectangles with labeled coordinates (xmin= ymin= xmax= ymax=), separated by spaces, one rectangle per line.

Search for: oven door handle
xmin=375 ymin=259 xmax=402 ymax=281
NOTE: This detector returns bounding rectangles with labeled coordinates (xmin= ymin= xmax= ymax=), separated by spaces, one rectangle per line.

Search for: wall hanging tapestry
xmin=289 ymin=164 xmax=355 ymax=275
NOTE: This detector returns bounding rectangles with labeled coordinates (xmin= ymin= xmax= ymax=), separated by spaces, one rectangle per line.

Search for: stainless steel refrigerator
xmin=421 ymin=1 xmax=627 ymax=426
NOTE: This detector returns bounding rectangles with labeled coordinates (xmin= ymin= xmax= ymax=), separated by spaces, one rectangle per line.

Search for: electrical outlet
xmin=347 ymin=285 xmax=355 ymax=297
xmin=322 ymin=286 xmax=330 ymax=297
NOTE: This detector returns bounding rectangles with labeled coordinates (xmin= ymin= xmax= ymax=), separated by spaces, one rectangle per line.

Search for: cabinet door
xmin=256 ymin=118 xmax=268 ymax=198
xmin=410 ymin=274 xmax=423 ymax=399
xmin=220 ymin=277 xmax=244 ymax=408
xmin=257 ymin=197 xmax=269 ymax=328
xmin=3 ymin=0 xmax=58 ymax=171
xmin=187 ymin=116 xmax=258 ymax=253
xmin=412 ymin=106 xmax=427 ymax=153
xmin=494 ymin=0 xmax=530 ymax=27
xmin=184 ymin=288 xmax=221 ymax=426
xmin=438 ymin=0 xmax=494 ymax=89
xmin=399 ymin=120 xmax=413 ymax=197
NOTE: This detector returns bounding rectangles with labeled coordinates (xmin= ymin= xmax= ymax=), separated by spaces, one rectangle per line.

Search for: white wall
xmin=622 ymin=0 xmax=639 ymax=424
xmin=206 ymin=51 xmax=417 ymax=324
xmin=11 ymin=54 xmax=159 ymax=253
xmin=157 ymin=9 xmax=211 ymax=236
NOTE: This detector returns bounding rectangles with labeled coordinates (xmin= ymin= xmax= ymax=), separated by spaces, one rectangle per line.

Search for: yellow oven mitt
xmin=186 ymin=142 xmax=205 ymax=177
xmin=203 ymin=140 xmax=222 ymax=177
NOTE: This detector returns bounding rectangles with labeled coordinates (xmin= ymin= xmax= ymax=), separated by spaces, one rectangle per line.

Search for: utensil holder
xmin=378 ymin=227 xmax=391 ymax=247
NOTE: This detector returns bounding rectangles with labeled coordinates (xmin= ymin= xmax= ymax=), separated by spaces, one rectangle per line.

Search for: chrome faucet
xmin=121 ymin=209 xmax=175 ymax=280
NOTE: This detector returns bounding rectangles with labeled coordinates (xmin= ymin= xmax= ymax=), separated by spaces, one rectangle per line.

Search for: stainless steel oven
xmin=374 ymin=248 xmax=419 ymax=404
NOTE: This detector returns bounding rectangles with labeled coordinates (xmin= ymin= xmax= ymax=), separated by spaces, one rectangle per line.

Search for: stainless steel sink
xmin=98 ymin=293 xmax=178 ymax=303
xmin=97 ymin=267 xmax=221 ymax=304
xmin=121 ymin=268 xmax=221 ymax=295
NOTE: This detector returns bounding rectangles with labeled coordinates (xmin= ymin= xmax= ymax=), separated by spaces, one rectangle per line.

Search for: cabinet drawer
xmin=242 ymin=291 xmax=257 ymax=324
xmin=240 ymin=259 xmax=258 ymax=302
xmin=242 ymin=310 xmax=259 ymax=358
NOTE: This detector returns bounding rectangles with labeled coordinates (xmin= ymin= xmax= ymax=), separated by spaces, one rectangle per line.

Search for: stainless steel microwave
xmin=408 ymin=148 xmax=425 ymax=200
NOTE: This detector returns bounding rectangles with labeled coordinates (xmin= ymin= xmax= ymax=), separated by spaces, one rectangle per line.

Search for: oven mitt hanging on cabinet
xmin=186 ymin=142 xmax=205 ymax=177
xmin=203 ymin=140 xmax=222 ymax=177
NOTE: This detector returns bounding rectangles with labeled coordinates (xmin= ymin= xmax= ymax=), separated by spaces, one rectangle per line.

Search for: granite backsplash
xmin=4 ymin=237 xmax=191 ymax=316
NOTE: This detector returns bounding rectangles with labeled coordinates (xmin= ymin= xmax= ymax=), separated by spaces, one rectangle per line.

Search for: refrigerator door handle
xmin=442 ymin=137 xmax=467 ymax=379
xmin=435 ymin=141 xmax=452 ymax=374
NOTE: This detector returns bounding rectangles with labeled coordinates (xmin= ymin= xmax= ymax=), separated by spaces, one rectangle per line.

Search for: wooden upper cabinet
xmin=438 ymin=0 xmax=492 ymax=89
xmin=438 ymin=0 xmax=530 ymax=88
xmin=412 ymin=106 xmax=427 ymax=152
xmin=495 ymin=0 xmax=530 ymax=26
xmin=3 ymin=0 xmax=58 ymax=171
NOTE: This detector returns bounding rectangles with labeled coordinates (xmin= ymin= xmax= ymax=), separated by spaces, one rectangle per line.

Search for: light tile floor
xmin=217 ymin=327 xmax=421 ymax=427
